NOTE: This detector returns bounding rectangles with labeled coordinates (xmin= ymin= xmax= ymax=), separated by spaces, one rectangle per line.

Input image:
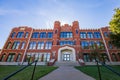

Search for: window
xmin=34 ymin=53 xmax=42 ymax=61
xmin=37 ymin=42 xmax=44 ymax=49
xmin=96 ymin=41 xmax=105 ymax=49
xmin=32 ymin=32 xmax=39 ymax=38
xmin=17 ymin=32 xmax=24 ymax=38
xmin=76 ymin=29 xmax=79 ymax=34
xmin=40 ymin=32 xmax=46 ymax=38
xmin=118 ymin=53 xmax=120 ymax=59
xmin=6 ymin=42 xmax=11 ymax=49
xmin=0 ymin=54 xmax=6 ymax=61
xmin=100 ymin=53 xmax=109 ymax=62
xmin=60 ymin=32 xmax=73 ymax=38
xmin=47 ymin=32 xmax=53 ymax=38
xmin=94 ymin=32 xmax=101 ymax=38
xmin=81 ymin=41 xmax=89 ymax=49
xmin=83 ymin=53 xmax=90 ymax=62
xmin=12 ymin=41 xmax=20 ymax=49
xmin=104 ymin=32 xmax=108 ymax=38
xmin=29 ymin=41 xmax=36 ymax=49
xmin=16 ymin=54 xmax=21 ymax=62
xmin=87 ymin=32 xmax=93 ymax=38
xmin=7 ymin=53 xmax=15 ymax=62
xmin=11 ymin=32 xmax=16 ymax=38
xmin=25 ymin=32 xmax=29 ymax=38
xmin=20 ymin=42 xmax=25 ymax=49
xmin=89 ymin=41 xmax=95 ymax=49
xmin=43 ymin=53 xmax=50 ymax=62
xmin=80 ymin=32 xmax=86 ymax=38
xmin=112 ymin=53 xmax=118 ymax=61
xmin=59 ymin=41 xmax=75 ymax=46
xmin=45 ymin=41 xmax=52 ymax=49
xmin=108 ymin=41 xmax=113 ymax=49
xmin=96 ymin=41 xmax=100 ymax=49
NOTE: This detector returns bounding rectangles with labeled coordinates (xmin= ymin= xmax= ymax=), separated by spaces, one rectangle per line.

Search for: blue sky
xmin=0 ymin=0 xmax=120 ymax=49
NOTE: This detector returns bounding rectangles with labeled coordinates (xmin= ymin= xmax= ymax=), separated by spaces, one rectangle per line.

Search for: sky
xmin=0 ymin=0 xmax=120 ymax=49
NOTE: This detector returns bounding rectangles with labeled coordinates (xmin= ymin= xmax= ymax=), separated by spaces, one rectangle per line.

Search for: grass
xmin=75 ymin=65 xmax=120 ymax=80
xmin=0 ymin=65 xmax=57 ymax=80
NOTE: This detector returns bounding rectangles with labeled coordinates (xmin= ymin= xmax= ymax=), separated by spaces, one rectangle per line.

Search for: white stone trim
xmin=58 ymin=46 xmax=76 ymax=61
xmin=100 ymin=29 xmax=112 ymax=62
xmin=21 ymin=28 xmax=33 ymax=64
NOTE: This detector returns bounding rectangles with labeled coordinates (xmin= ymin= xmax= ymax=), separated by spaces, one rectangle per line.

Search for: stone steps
xmin=54 ymin=61 xmax=80 ymax=66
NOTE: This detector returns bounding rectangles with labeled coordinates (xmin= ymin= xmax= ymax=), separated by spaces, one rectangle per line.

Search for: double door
xmin=63 ymin=54 xmax=70 ymax=61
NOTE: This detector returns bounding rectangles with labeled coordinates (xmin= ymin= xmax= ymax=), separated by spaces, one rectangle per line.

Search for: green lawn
xmin=75 ymin=65 xmax=120 ymax=80
xmin=0 ymin=65 xmax=57 ymax=80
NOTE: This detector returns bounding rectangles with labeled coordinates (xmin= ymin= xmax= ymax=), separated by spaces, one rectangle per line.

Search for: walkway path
xmin=39 ymin=66 xmax=95 ymax=80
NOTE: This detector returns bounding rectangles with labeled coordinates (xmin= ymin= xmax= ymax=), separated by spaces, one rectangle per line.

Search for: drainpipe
xmin=100 ymin=29 xmax=112 ymax=62
xmin=21 ymin=28 xmax=33 ymax=65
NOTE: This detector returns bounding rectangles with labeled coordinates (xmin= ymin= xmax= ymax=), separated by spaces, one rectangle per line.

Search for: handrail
xmin=2 ymin=60 xmax=38 ymax=80
xmin=99 ymin=61 xmax=120 ymax=76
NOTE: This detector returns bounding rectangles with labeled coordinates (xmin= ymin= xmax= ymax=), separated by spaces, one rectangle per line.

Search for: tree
xmin=109 ymin=8 xmax=120 ymax=48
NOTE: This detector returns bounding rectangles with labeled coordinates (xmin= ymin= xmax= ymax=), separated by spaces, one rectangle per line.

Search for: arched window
xmin=11 ymin=32 xmax=16 ymax=38
xmin=117 ymin=53 xmax=120 ymax=60
xmin=83 ymin=53 xmax=90 ymax=62
xmin=16 ymin=54 xmax=21 ymax=62
xmin=0 ymin=54 xmax=6 ymax=61
xmin=6 ymin=42 xmax=11 ymax=49
xmin=12 ymin=41 xmax=20 ymax=49
xmin=100 ymin=53 xmax=109 ymax=62
xmin=7 ymin=53 xmax=15 ymax=62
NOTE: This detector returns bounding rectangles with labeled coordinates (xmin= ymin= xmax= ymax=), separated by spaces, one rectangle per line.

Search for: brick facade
xmin=0 ymin=21 xmax=120 ymax=63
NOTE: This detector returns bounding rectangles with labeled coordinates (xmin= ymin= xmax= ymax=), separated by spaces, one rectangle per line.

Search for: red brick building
xmin=0 ymin=21 xmax=120 ymax=63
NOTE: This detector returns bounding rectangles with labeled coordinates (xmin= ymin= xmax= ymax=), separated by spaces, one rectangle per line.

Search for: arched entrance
xmin=58 ymin=46 xmax=76 ymax=61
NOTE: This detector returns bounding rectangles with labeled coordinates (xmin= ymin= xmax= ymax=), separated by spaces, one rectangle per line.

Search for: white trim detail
xmin=100 ymin=29 xmax=112 ymax=62
xmin=21 ymin=28 xmax=33 ymax=64
xmin=58 ymin=46 xmax=76 ymax=61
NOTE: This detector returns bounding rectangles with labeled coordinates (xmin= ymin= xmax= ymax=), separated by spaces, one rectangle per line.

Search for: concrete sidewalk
xmin=39 ymin=66 xmax=95 ymax=80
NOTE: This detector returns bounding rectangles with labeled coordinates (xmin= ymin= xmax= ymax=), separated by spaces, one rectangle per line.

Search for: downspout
xmin=100 ymin=29 xmax=112 ymax=62
xmin=21 ymin=28 xmax=33 ymax=64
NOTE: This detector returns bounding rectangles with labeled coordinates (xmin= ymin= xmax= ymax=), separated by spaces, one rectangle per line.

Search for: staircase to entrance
xmin=54 ymin=61 xmax=80 ymax=66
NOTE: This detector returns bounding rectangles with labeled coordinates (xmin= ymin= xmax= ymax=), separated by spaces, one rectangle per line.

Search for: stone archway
xmin=58 ymin=46 xmax=76 ymax=61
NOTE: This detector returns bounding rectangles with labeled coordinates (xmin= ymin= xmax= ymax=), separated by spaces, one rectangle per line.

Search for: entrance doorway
xmin=63 ymin=54 xmax=70 ymax=61
xmin=58 ymin=46 xmax=76 ymax=61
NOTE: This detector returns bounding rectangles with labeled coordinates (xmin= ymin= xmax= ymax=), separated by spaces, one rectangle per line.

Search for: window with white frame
xmin=43 ymin=53 xmax=50 ymax=62
xmin=37 ymin=42 xmax=44 ymax=49
xmin=80 ymin=32 xmax=86 ymax=38
xmin=7 ymin=53 xmax=15 ymax=62
xmin=45 ymin=41 xmax=52 ymax=49
xmin=17 ymin=32 xmax=24 ymax=38
xmin=20 ymin=42 xmax=25 ymax=49
xmin=12 ymin=41 xmax=20 ymax=49
xmin=29 ymin=41 xmax=36 ymax=49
